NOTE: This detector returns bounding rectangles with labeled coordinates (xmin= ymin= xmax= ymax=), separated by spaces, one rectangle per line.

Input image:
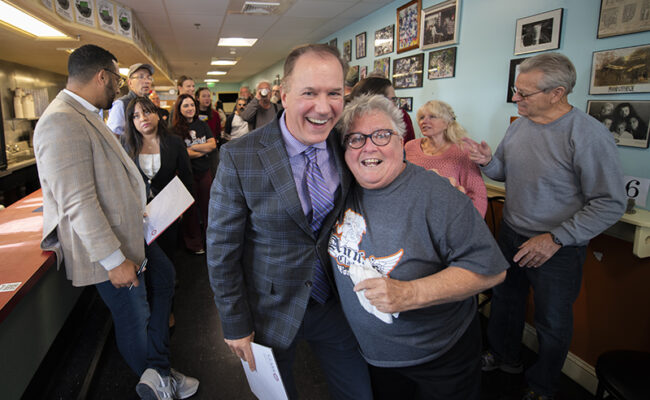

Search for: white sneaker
xmin=170 ymin=368 xmax=199 ymax=399
xmin=136 ymin=368 xmax=173 ymax=399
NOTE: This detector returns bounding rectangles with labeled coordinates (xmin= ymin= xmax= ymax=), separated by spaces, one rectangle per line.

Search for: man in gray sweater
xmin=465 ymin=53 xmax=626 ymax=400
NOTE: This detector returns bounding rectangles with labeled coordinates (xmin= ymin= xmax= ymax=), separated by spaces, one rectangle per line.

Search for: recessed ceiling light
xmin=205 ymin=79 xmax=220 ymax=83
xmin=207 ymin=71 xmax=227 ymax=76
xmin=211 ymin=59 xmax=237 ymax=66
xmin=218 ymin=38 xmax=257 ymax=47
xmin=0 ymin=0 xmax=69 ymax=38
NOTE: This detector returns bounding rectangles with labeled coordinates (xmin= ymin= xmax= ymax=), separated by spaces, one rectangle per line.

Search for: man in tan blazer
xmin=34 ymin=44 xmax=197 ymax=400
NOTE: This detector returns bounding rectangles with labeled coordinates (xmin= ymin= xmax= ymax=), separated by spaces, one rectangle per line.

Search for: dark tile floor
xmin=30 ymin=249 xmax=595 ymax=400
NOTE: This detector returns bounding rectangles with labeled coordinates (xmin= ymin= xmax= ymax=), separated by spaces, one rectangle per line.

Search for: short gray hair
xmin=519 ymin=52 xmax=576 ymax=94
xmin=256 ymin=80 xmax=271 ymax=89
xmin=337 ymin=94 xmax=405 ymax=145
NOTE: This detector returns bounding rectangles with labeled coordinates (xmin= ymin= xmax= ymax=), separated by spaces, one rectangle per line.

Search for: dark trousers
xmin=273 ymin=298 xmax=373 ymax=400
xmin=369 ymin=314 xmax=481 ymax=400
xmin=183 ymin=169 xmax=213 ymax=252
xmin=487 ymin=222 xmax=586 ymax=396
xmin=95 ymin=241 xmax=176 ymax=376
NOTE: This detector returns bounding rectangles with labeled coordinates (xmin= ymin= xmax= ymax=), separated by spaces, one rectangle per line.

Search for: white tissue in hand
xmin=349 ymin=260 xmax=399 ymax=324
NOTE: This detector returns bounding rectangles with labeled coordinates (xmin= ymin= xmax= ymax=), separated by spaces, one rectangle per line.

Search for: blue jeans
xmin=273 ymin=298 xmax=372 ymax=400
xmin=487 ymin=222 xmax=586 ymax=396
xmin=95 ymin=241 xmax=175 ymax=377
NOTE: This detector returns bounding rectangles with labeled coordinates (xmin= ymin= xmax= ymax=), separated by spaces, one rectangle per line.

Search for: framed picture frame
xmin=328 ymin=38 xmax=337 ymax=48
xmin=514 ymin=8 xmax=563 ymax=55
xmin=589 ymin=44 xmax=650 ymax=94
xmin=374 ymin=24 xmax=394 ymax=56
xmin=421 ymin=0 xmax=460 ymax=50
xmin=427 ymin=47 xmax=457 ymax=80
xmin=374 ymin=57 xmax=391 ymax=78
xmin=343 ymin=40 xmax=352 ymax=62
xmin=587 ymin=100 xmax=650 ymax=148
xmin=397 ymin=0 xmax=421 ymax=53
xmin=597 ymin=0 xmax=650 ymax=38
xmin=360 ymin=66 xmax=368 ymax=79
xmin=398 ymin=97 xmax=413 ymax=111
xmin=348 ymin=65 xmax=360 ymax=86
xmin=392 ymin=53 xmax=425 ymax=89
xmin=506 ymin=57 xmax=529 ymax=103
xmin=356 ymin=32 xmax=367 ymax=59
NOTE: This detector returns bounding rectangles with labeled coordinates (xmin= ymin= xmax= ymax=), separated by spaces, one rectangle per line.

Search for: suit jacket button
xmin=305 ymin=280 xmax=312 ymax=288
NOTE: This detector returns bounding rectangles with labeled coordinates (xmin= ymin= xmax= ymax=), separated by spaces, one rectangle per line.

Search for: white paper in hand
xmin=241 ymin=343 xmax=288 ymax=400
xmin=348 ymin=259 xmax=399 ymax=324
xmin=143 ymin=176 xmax=194 ymax=244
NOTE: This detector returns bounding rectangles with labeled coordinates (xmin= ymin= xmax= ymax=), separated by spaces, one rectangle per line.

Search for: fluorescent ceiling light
xmin=211 ymin=59 xmax=237 ymax=66
xmin=204 ymin=79 xmax=220 ymax=83
xmin=218 ymin=38 xmax=257 ymax=47
xmin=245 ymin=1 xmax=280 ymax=6
xmin=0 ymin=1 xmax=68 ymax=38
xmin=119 ymin=68 xmax=129 ymax=76
xmin=207 ymin=71 xmax=227 ymax=76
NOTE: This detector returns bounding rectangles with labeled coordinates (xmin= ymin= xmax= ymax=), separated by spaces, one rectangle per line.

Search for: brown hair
xmin=172 ymin=94 xmax=198 ymax=140
xmin=282 ymin=44 xmax=348 ymax=92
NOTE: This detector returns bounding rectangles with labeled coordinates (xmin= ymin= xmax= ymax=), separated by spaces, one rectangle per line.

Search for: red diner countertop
xmin=0 ymin=189 xmax=56 ymax=323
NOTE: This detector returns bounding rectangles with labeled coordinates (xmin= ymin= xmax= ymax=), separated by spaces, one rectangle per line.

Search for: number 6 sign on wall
xmin=624 ymin=176 xmax=650 ymax=210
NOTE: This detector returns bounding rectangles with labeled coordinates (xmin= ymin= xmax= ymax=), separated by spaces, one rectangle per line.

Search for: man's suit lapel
xmin=258 ymin=123 xmax=314 ymax=238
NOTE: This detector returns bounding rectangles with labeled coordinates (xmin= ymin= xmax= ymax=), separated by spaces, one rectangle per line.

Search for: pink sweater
xmin=405 ymin=139 xmax=487 ymax=217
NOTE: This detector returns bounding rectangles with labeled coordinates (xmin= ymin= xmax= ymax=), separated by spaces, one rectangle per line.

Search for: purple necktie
xmin=304 ymin=146 xmax=334 ymax=303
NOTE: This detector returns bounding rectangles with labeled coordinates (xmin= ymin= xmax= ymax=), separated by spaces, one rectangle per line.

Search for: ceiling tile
xmin=285 ymin=0 xmax=354 ymax=18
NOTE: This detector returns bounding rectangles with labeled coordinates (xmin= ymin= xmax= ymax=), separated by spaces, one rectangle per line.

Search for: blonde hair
xmin=416 ymin=100 xmax=467 ymax=144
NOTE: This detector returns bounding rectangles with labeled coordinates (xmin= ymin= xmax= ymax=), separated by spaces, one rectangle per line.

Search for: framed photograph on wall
xmin=421 ymin=0 xmax=459 ymax=50
xmin=374 ymin=24 xmax=394 ymax=56
xmin=397 ymin=0 xmax=421 ymax=53
xmin=360 ymin=66 xmax=368 ymax=79
xmin=506 ymin=57 xmax=529 ymax=103
xmin=392 ymin=53 xmax=424 ymax=89
xmin=348 ymin=65 xmax=360 ymax=86
xmin=356 ymin=32 xmax=367 ymax=59
xmin=374 ymin=57 xmax=391 ymax=78
xmin=597 ymin=0 xmax=650 ymax=38
xmin=514 ymin=8 xmax=563 ymax=55
xmin=587 ymin=100 xmax=650 ymax=148
xmin=398 ymin=97 xmax=413 ymax=111
xmin=343 ymin=39 xmax=352 ymax=62
xmin=427 ymin=47 xmax=457 ymax=80
xmin=328 ymin=38 xmax=337 ymax=48
xmin=590 ymin=44 xmax=650 ymax=94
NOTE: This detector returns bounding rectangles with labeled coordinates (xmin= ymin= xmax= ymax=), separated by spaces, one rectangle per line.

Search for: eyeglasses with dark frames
xmin=510 ymin=86 xmax=545 ymax=99
xmin=344 ymin=129 xmax=396 ymax=149
xmin=103 ymin=68 xmax=126 ymax=88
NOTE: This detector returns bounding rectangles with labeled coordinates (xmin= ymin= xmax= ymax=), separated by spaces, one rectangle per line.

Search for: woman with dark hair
xmin=123 ymin=96 xmax=193 ymax=260
xmin=196 ymin=87 xmax=222 ymax=175
xmin=172 ymin=94 xmax=216 ymax=254
xmin=195 ymin=87 xmax=222 ymax=138
xmin=347 ymin=76 xmax=416 ymax=144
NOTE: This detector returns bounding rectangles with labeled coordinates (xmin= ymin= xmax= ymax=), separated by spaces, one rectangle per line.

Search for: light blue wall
xmin=209 ymin=82 xmax=242 ymax=93
xmin=251 ymin=0 xmax=650 ymax=208
xmin=241 ymin=61 xmax=285 ymax=91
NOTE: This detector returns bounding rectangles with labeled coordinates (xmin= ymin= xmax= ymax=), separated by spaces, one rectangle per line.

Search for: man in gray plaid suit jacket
xmin=207 ymin=44 xmax=372 ymax=399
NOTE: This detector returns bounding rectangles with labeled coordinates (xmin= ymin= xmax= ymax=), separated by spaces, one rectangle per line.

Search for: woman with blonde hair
xmin=405 ymin=100 xmax=487 ymax=216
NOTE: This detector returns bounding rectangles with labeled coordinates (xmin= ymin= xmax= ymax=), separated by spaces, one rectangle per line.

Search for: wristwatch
xmin=550 ymin=233 xmax=563 ymax=247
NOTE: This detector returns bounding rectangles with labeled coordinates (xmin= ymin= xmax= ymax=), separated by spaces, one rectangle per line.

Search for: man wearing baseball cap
xmin=107 ymin=63 xmax=154 ymax=135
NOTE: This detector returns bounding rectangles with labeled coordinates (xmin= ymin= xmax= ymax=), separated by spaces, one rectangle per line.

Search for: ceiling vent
xmin=242 ymin=1 xmax=280 ymax=15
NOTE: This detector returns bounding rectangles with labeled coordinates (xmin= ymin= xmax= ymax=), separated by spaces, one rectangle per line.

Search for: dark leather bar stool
xmin=595 ymin=350 xmax=650 ymax=400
